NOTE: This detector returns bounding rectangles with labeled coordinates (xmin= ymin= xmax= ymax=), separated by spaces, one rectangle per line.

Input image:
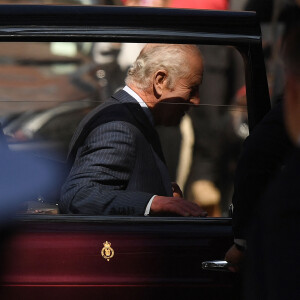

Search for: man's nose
xmin=190 ymin=92 xmax=200 ymax=105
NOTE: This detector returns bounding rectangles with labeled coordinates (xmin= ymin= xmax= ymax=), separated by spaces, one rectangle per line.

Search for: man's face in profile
xmin=153 ymin=52 xmax=203 ymax=126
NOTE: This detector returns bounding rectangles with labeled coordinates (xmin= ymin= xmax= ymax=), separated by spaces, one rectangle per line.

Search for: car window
xmin=1 ymin=41 xmax=246 ymax=218
xmin=36 ymin=107 xmax=94 ymax=140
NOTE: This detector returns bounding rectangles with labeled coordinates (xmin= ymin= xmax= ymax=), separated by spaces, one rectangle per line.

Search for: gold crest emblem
xmin=101 ymin=241 xmax=114 ymax=261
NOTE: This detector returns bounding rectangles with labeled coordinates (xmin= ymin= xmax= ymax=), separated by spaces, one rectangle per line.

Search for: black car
xmin=0 ymin=5 xmax=270 ymax=300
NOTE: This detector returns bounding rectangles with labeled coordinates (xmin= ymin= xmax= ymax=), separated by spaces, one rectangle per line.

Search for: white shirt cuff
xmin=144 ymin=195 xmax=156 ymax=216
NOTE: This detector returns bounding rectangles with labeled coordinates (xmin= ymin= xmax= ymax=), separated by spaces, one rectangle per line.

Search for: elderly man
xmin=60 ymin=44 xmax=206 ymax=217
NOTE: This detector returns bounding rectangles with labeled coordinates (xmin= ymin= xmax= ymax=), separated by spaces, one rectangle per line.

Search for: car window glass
xmin=37 ymin=109 xmax=92 ymax=140
xmin=1 ymin=42 xmax=246 ymax=218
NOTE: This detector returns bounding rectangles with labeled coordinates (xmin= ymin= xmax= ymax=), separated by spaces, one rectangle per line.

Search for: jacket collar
xmin=112 ymin=89 xmax=166 ymax=164
xmin=112 ymin=88 xmax=156 ymax=132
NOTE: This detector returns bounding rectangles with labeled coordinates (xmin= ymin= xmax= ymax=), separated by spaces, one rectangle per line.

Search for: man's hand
xmin=225 ymin=244 xmax=245 ymax=272
xmin=150 ymin=195 xmax=207 ymax=217
xmin=172 ymin=182 xmax=183 ymax=198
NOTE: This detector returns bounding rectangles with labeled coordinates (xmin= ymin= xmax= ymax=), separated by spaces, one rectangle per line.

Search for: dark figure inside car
xmin=59 ymin=44 xmax=207 ymax=217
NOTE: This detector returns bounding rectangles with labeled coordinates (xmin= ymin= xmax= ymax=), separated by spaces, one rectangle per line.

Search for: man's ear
xmin=153 ymin=70 xmax=168 ymax=97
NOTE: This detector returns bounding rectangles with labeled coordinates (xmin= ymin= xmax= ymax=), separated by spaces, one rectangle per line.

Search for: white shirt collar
xmin=123 ymin=85 xmax=154 ymax=125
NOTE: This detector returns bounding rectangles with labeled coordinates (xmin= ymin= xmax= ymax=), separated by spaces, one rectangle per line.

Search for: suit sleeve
xmin=60 ymin=121 xmax=154 ymax=215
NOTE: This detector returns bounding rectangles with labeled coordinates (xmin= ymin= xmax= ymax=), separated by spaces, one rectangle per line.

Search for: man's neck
xmin=127 ymin=84 xmax=156 ymax=109
xmin=124 ymin=85 xmax=155 ymax=126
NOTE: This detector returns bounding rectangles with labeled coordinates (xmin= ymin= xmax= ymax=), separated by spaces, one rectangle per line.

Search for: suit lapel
xmin=112 ymin=90 xmax=167 ymax=164
xmin=113 ymin=90 xmax=172 ymax=196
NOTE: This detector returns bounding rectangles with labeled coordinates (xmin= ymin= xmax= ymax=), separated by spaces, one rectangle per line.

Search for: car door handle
xmin=202 ymin=260 xmax=231 ymax=272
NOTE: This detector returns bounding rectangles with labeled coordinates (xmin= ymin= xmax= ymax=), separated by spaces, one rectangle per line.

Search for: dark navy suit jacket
xmin=59 ymin=89 xmax=173 ymax=215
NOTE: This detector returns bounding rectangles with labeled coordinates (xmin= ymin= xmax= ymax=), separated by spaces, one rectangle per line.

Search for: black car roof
xmin=0 ymin=5 xmax=260 ymax=44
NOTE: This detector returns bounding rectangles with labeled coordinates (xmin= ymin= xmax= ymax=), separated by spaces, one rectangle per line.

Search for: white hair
xmin=125 ymin=44 xmax=201 ymax=90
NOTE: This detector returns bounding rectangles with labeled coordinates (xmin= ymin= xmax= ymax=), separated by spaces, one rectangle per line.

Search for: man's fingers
xmin=181 ymin=199 xmax=207 ymax=216
xmin=171 ymin=182 xmax=183 ymax=198
xmin=150 ymin=196 xmax=207 ymax=217
xmin=173 ymin=191 xmax=183 ymax=198
xmin=163 ymin=199 xmax=191 ymax=216
xmin=225 ymin=244 xmax=245 ymax=273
